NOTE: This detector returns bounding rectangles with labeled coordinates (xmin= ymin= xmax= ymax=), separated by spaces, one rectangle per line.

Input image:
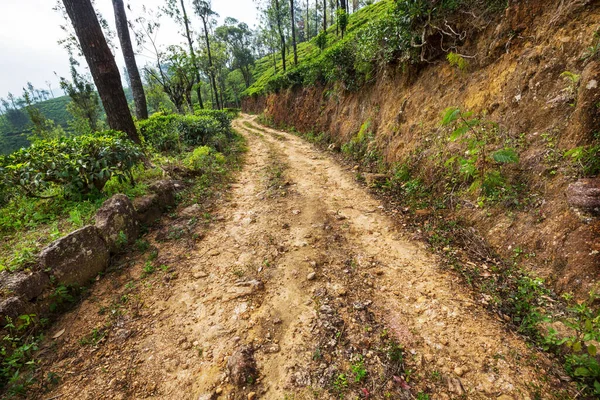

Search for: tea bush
xmin=139 ymin=111 xmax=233 ymax=153
xmin=0 ymin=130 xmax=143 ymax=198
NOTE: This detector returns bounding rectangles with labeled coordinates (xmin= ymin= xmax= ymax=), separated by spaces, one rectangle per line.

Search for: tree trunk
xmin=180 ymin=0 xmax=204 ymax=110
xmin=290 ymin=0 xmax=298 ymax=65
xmin=202 ymin=17 xmax=221 ymax=110
xmin=274 ymin=0 xmax=287 ymax=72
xmin=323 ymin=0 xmax=326 ymax=31
xmin=62 ymin=0 xmax=140 ymax=143
xmin=305 ymin=0 xmax=309 ymax=40
xmin=112 ymin=0 xmax=148 ymax=120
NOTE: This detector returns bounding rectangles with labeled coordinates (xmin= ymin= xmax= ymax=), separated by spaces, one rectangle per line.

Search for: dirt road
xmin=36 ymin=115 xmax=569 ymax=400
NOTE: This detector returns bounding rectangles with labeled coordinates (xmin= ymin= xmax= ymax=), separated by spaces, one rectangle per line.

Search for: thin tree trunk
xmin=180 ymin=0 xmax=204 ymax=110
xmin=305 ymin=0 xmax=309 ymax=40
xmin=112 ymin=0 xmax=148 ymax=120
xmin=290 ymin=0 xmax=298 ymax=65
xmin=62 ymin=0 xmax=140 ymax=144
xmin=274 ymin=0 xmax=286 ymax=72
xmin=323 ymin=0 xmax=326 ymax=31
xmin=201 ymin=17 xmax=221 ymax=110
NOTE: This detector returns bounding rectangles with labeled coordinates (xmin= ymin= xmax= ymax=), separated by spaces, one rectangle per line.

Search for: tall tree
xmin=112 ymin=0 xmax=148 ymax=120
xmin=322 ymin=0 xmax=326 ymax=31
xmin=305 ymin=0 xmax=310 ymax=40
xmin=290 ymin=0 xmax=298 ymax=65
xmin=164 ymin=0 xmax=205 ymax=110
xmin=215 ymin=18 xmax=255 ymax=88
xmin=193 ymin=0 xmax=221 ymax=109
xmin=273 ymin=0 xmax=287 ymax=72
xmin=61 ymin=0 xmax=140 ymax=143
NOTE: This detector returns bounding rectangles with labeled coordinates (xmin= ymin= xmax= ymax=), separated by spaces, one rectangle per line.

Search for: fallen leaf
xmin=52 ymin=328 xmax=65 ymax=339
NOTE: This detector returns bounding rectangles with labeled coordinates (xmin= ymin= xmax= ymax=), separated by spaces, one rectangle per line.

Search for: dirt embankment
xmin=243 ymin=1 xmax=600 ymax=296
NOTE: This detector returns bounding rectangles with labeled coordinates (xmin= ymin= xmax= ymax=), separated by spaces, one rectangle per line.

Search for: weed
xmin=447 ymin=52 xmax=468 ymax=71
xmin=333 ymin=373 xmax=348 ymax=393
xmin=115 ymin=231 xmax=128 ymax=249
xmin=79 ymin=328 xmax=107 ymax=346
xmin=142 ymin=262 xmax=156 ymax=277
xmin=351 ymin=356 xmax=367 ymax=382
xmin=560 ymin=71 xmax=581 ymax=98
xmin=441 ymin=107 xmax=519 ymax=201
xmin=135 ymin=239 xmax=150 ymax=252
xmin=0 ymin=314 xmax=41 ymax=394
xmin=416 ymin=393 xmax=431 ymax=400
xmin=543 ymin=292 xmax=600 ymax=396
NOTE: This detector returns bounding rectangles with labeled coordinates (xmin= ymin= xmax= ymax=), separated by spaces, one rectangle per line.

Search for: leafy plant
xmin=560 ymin=71 xmax=581 ymax=98
xmin=0 ymin=314 xmax=41 ymax=394
xmin=351 ymin=356 xmax=367 ymax=382
xmin=447 ymin=52 xmax=468 ymax=71
xmin=0 ymin=130 xmax=143 ymax=198
xmin=441 ymin=107 xmax=519 ymax=198
xmin=565 ymin=143 xmax=600 ymax=177
xmin=543 ymin=292 xmax=600 ymax=396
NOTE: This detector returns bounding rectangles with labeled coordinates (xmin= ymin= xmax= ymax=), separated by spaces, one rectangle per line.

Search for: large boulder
xmin=149 ymin=180 xmax=176 ymax=210
xmin=567 ymin=178 xmax=600 ymax=214
xmin=133 ymin=194 xmax=162 ymax=226
xmin=38 ymin=225 xmax=110 ymax=286
xmin=95 ymin=194 xmax=139 ymax=253
xmin=0 ymin=270 xmax=49 ymax=301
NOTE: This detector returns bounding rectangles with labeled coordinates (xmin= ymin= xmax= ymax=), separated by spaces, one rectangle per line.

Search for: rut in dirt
xmin=35 ymin=115 xmax=571 ymax=400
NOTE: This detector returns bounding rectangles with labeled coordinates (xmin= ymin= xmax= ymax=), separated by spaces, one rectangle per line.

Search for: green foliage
xmin=447 ymin=52 xmax=468 ymax=71
xmin=337 ymin=9 xmax=349 ymax=38
xmin=582 ymin=28 xmax=600 ymax=61
xmin=441 ymin=107 xmax=519 ymax=199
xmin=59 ymin=57 xmax=103 ymax=135
xmin=315 ymin=31 xmax=327 ymax=51
xmin=0 ymin=130 xmax=143 ymax=198
xmin=184 ymin=146 xmax=226 ymax=175
xmin=333 ymin=373 xmax=348 ymax=392
xmin=0 ymin=314 xmax=41 ymax=394
xmin=351 ymin=356 xmax=367 ymax=382
xmin=564 ymin=143 xmax=600 ymax=177
xmin=137 ymin=113 xmax=181 ymax=152
xmin=341 ymin=119 xmax=382 ymax=166
xmin=139 ymin=111 xmax=232 ymax=153
xmin=543 ymin=292 xmax=600 ymax=396
xmin=0 ymin=96 xmax=72 ymax=155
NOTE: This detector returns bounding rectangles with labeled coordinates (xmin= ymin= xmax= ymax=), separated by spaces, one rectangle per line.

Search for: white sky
xmin=0 ymin=0 xmax=259 ymax=99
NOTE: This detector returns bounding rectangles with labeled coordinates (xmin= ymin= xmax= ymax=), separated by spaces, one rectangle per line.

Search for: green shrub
xmin=140 ymin=111 xmax=233 ymax=153
xmin=137 ymin=113 xmax=180 ymax=152
xmin=184 ymin=146 xmax=226 ymax=175
xmin=0 ymin=130 xmax=143 ymax=198
xmin=177 ymin=115 xmax=223 ymax=146
xmin=194 ymin=109 xmax=233 ymax=133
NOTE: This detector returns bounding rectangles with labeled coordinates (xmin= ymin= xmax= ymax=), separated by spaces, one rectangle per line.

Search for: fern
xmin=447 ymin=52 xmax=468 ymax=71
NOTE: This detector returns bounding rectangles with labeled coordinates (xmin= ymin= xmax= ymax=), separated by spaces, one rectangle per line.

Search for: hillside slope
xmin=243 ymin=0 xmax=600 ymax=297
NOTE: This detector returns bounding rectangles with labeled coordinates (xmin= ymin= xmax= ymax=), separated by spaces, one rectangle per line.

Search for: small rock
xmin=248 ymin=392 xmax=256 ymax=400
xmin=227 ymin=346 xmax=258 ymax=386
xmin=193 ymin=271 xmax=209 ymax=279
xmin=181 ymin=204 xmax=202 ymax=218
xmin=264 ymin=344 xmax=280 ymax=353
xmin=307 ymin=272 xmax=317 ymax=281
xmin=215 ymin=387 xmax=223 ymax=395
xmin=454 ymin=367 xmax=466 ymax=377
